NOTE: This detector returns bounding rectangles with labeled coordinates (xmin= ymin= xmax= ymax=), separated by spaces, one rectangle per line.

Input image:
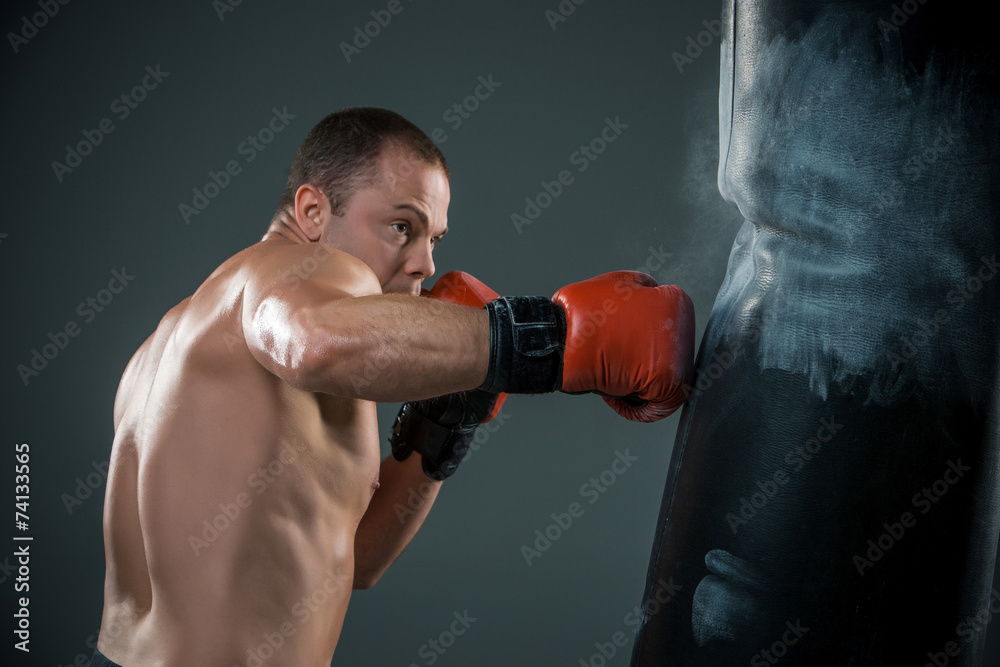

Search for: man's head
xmin=272 ymin=107 xmax=450 ymax=295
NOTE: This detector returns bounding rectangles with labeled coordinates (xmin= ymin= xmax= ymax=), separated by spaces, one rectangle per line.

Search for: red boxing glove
xmin=552 ymin=271 xmax=695 ymax=422
xmin=424 ymin=271 xmax=507 ymax=423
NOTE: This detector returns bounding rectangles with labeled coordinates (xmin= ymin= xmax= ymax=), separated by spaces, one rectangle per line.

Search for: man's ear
xmin=293 ymin=184 xmax=329 ymax=242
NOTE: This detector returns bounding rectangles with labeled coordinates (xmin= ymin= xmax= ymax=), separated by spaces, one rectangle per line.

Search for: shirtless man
xmin=95 ymin=107 xmax=695 ymax=666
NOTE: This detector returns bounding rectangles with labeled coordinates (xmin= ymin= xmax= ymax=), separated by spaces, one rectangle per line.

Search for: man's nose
xmin=407 ymin=241 xmax=435 ymax=279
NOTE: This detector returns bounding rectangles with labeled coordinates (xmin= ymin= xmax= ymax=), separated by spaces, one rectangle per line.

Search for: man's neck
xmin=261 ymin=213 xmax=310 ymax=244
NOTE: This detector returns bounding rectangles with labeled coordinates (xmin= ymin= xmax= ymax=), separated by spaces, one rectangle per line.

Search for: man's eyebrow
xmin=393 ymin=203 xmax=428 ymax=225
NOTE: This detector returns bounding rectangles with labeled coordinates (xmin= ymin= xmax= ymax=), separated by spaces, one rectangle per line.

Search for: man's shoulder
xmin=238 ymin=239 xmax=381 ymax=298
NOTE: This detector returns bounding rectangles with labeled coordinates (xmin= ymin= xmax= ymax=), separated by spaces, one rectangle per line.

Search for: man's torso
xmin=98 ymin=240 xmax=382 ymax=665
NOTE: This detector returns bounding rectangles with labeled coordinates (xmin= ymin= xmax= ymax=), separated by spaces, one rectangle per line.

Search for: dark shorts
xmin=91 ymin=648 xmax=124 ymax=667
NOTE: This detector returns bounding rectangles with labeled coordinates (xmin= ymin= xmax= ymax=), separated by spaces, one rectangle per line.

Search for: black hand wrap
xmin=390 ymin=389 xmax=499 ymax=480
xmin=480 ymin=296 xmax=566 ymax=394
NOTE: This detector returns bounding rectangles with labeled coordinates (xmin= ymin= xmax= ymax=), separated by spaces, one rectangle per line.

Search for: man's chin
xmin=383 ymin=284 xmax=421 ymax=296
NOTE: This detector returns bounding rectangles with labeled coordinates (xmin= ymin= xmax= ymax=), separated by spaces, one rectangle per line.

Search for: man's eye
xmin=392 ymin=222 xmax=409 ymax=235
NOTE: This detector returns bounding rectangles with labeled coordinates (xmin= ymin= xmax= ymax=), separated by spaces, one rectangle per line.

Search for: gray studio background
xmin=4 ymin=1 xmax=997 ymax=666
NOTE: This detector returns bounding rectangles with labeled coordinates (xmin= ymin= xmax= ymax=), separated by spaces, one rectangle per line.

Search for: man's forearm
xmin=299 ymin=294 xmax=490 ymax=402
xmin=353 ymin=452 xmax=443 ymax=588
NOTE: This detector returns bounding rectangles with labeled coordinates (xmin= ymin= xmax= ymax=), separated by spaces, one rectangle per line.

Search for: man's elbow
xmin=252 ymin=303 xmax=353 ymax=394
xmin=353 ymin=567 xmax=385 ymax=590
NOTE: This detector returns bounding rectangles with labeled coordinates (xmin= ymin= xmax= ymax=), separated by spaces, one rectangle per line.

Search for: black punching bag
xmin=631 ymin=1 xmax=1000 ymax=664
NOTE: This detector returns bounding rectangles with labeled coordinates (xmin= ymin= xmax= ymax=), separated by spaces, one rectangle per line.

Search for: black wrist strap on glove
xmin=390 ymin=296 xmax=564 ymax=480
xmin=481 ymin=296 xmax=566 ymax=394
xmin=390 ymin=389 xmax=499 ymax=481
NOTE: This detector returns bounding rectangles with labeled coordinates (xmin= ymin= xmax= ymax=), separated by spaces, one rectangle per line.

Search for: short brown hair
xmin=273 ymin=107 xmax=449 ymax=220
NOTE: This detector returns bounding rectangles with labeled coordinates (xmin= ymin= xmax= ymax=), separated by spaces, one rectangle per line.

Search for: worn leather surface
xmin=632 ymin=2 xmax=1000 ymax=664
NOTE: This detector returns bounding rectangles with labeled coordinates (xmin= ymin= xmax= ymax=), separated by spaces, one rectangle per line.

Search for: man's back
xmin=98 ymin=239 xmax=383 ymax=666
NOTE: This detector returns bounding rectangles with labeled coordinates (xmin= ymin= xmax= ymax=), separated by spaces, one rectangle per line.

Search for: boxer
xmin=94 ymin=107 xmax=695 ymax=666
